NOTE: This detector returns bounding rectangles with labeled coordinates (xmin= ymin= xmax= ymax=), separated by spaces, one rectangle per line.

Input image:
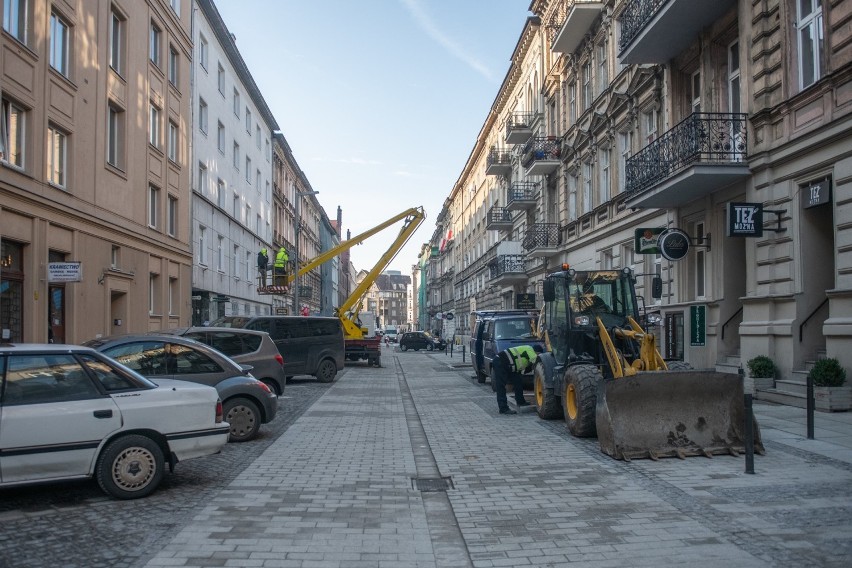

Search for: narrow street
xmin=2 ymin=346 xmax=852 ymax=568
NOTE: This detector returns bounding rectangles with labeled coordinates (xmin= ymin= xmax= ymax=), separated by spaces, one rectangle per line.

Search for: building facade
xmin=1 ymin=0 xmax=193 ymax=343
xmin=424 ymin=0 xmax=852 ymax=388
xmin=189 ymin=0 xmax=277 ymax=325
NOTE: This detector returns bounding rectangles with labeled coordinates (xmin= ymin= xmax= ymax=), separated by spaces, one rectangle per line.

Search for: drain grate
xmin=411 ymin=476 xmax=454 ymax=492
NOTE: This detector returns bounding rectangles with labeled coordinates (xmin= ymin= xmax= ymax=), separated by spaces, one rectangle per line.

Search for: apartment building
xmin=189 ymin=0 xmax=277 ymax=325
xmin=1 ymin=0 xmax=193 ymax=343
xmin=425 ymin=0 xmax=852 ymax=389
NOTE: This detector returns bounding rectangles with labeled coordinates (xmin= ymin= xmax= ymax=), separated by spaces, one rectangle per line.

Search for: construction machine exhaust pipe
xmin=596 ymin=371 xmax=764 ymax=461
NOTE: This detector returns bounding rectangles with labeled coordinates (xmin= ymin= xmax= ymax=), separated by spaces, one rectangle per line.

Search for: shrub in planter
xmin=747 ymin=355 xmax=776 ymax=379
xmin=808 ymin=358 xmax=847 ymax=387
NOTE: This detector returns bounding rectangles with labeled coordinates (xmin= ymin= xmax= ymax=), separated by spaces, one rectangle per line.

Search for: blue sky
xmin=214 ymin=0 xmax=532 ymax=274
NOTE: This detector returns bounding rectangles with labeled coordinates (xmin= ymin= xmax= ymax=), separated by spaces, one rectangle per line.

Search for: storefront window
xmin=1 ymin=241 xmax=24 ymax=342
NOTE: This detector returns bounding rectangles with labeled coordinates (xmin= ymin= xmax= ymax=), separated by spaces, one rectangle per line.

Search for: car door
xmin=272 ymin=319 xmax=308 ymax=375
xmin=483 ymin=321 xmax=497 ymax=373
xmin=0 ymin=353 xmax=121 ymax=483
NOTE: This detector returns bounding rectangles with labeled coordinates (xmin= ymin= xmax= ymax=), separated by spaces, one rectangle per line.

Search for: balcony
xmin=626 ymin=113 xmax=750 ymax=209
xmin=489 ymin=254 xmax=527 ymax=286
xmin=618 ymin=0 xmax=736 ymax=64
xmin=523 ymin=223 xmax=561 ymax=258
xmin=486 ymin=207 xmax=514 ymax=230
xmin=507 ymin=181 xmax=539 ymax=211
xmin=486 ymin=147 xmax=512 ymax=176
xmin=505 ymin=112 xmax=539 ymax=145
xmin=521 ymin=137 xmax=561 ymax=175
xmin=552 ymin=1 xmax=604 ymax=55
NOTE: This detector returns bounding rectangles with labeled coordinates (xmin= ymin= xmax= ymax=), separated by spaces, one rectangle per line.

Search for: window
xmin=107 ymin=103 xmax=124 ymax=168
xmin=245 ymin=203 xmax=251 ymax=227
xmin=1 ymin=97 xmax=25 ymax=168
xmin=256 ymin=170 xmax=261 ymax=190
xmin=149 ymin=103 xmax=160 ymax=148
xmin=149 ymin=273 xmax=158 ymax=314
xmin=582 ymin=62 xmax=592 ymax=109
xmin=256 ymin=213 xmax=261 ymax=234
xmin=149 ymin=22 xmax=161 ymax=67
xmin=256 ymin=125 xmax=261 ymax=148
xmin=583 ymin=162 xmax=592 ymax=214
xmin=4 ymin=355 xmax=101 ymax=405
xmin=109 ymin=7 xmax=125 ymax=75
xmin=265 ymin=138 xmax=270 ymax=161
xmin=217 ymin=63 xmax=225 ymax=94
xmin=232 ymin=244 xmax=239 ymax=276
xmin=798 ymin=0 xmax=824 ymax=89
xmin=599 ymin=147 xmax=610 ymax=205
xmin=217 ymin=121 xmax=225 ymax=152
xmin=601 ymin=249 xmax=613 ymax=270
xmin=233 ymin=142 xmax=239 ymax=169
xmin=217 ymin=236 xmax=224 ymax=272
xmin=644 ymin=109 xmax=658 ymax=144
xmin=198 ymin=98 xmax=208 ymax=134
xmin=233 ymin=88 xmax=240 ymax=116
xmin=168 ymin=45 xmax=178 ymax=85
xmin=148 ymin=184 xmax=159 ymax=228
xmin=170 ymin=0 xmax=180 ymax=15
xmin=168 ymin=277 xmax=177 ymax=316
xmin=568 ymin=81 xmax=576 ymax=123
xmin=691 ymin=70 xmax=701 ymax=113
xmin=198 ymin=226 xmax=207 ymax=265
xmin=265 ymin=180 xmax=270 ymax=202
xmin=217 ymin=178 xmax=225 ymax=208
xmin=4 ymin=0 xmax=28 ymax=43
xmin=46 ymin=125 xmax=67 ymax=187
xmin=729 ymin=40 xmax=741 ymax=114
xmin=233 ymin=193 xmax=240 ymax=219
xmin=111 ymin=245 xmax=120 ymax=269
xmin=245 ymin=108 xmax=251 ymax=133
xmin=597 ymin=42 xmax=608 ymax=95
xmin=198 ymin=161 xmax=207 ymax=194
xmin=246 ymin=251 xmax=251 ymax=280
xmin=167 ymin=195 xmax=177 ymax=237
xmin=246 ymin=157 xmax=251 ymax=182
xmin=199 ymin=34 xmax=208 ymax=70
xmin=50 ymin=11 xmax=70 ymax=77
xmin=618 ymin=131 xmax=631 ymax=193
xmin=168 ymin=120 xmax=178 ymax=162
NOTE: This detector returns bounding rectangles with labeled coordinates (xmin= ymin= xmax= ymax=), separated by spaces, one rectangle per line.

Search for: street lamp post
xmin=294 ymin=190 xmax=319 ymax=315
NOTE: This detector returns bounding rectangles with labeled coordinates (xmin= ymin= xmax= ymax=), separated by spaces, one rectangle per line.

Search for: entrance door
xmin=110 ymin=290 xmax=127 ymax=335
xmin=48 ymin=285 xmax=65 ymax=343
xmin=799 ymin=191 xmax=834 ymax=364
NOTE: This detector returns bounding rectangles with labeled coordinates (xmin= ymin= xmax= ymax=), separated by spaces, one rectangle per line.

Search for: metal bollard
xmin=462 ymin=345 xmax=466 ymax=363
xmin=744 ymin=394 xmax=755 ymax=474
xmin=807 ymin=375 xmax=815 ymax=440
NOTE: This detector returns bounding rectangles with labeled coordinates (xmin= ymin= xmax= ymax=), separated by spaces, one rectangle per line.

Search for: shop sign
xmin=634 ymin=228 xmax=666 ymax=254
xmin=444 ymin=312 xmax=455 ymax=320
xmin=516 ymin=293 xmax=536 ymax=309
xmin=726 ymin=202 xmax=763 ymax=237
xmin=802 ymin=178 xmax=831 ymax=209
xmin=690 ymin=305 xmax=706 ymax=346
xmin=658 ymin=229 xmax=690 ymax=261
xmin=47 ymin=262 xmax=82 ymax=282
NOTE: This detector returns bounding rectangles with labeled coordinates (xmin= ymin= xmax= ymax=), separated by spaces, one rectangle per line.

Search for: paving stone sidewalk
xmin=144 ymin=348 xmax=852 ymax=568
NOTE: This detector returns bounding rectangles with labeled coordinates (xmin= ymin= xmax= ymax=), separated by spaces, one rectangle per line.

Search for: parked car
xmin=399 ymin=331 xmax=446 ymax=352
xmin=383 ymin=326 xmax=399 ymax=343
xmin=84 ymin=335 xmax=278 ymax=442
xmin=211 ymin=316 xmax=344 ymax=383
xmin=0 ymin=344 xmax=230 ymax=499
xmin=469 ymin=310 xmax=544 ymax=386
xmin=156 ymin=327 xmax=286 ymax=395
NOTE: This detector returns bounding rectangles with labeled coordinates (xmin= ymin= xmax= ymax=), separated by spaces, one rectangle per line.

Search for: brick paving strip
xmin=141 ymin=349 xmax=852 ymax=568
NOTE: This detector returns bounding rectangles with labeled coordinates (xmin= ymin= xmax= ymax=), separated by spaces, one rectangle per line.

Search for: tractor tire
xmin=534 ymin=362 xmax=562 ymax=420
xmin=666 ymin=360 xmax=693 ymax=371
xmin=562 ymin=364 xmax=601 ymax=437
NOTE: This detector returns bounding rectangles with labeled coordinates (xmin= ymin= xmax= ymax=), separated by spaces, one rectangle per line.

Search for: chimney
xmin=337 ymin=206 xmax=343 ymax=238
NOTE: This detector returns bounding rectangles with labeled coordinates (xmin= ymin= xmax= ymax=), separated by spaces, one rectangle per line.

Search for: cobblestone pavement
xmin=0 ymin=377 xmax=332 ymax=568
xmin=3 ymin=348 xmax=852 ymax=567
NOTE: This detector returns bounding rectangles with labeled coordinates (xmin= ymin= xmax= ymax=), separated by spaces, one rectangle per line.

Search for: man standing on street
xmin=492 ymin=344 xmax=543 ymax=414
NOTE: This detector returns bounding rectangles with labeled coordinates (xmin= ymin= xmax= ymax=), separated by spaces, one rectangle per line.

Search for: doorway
xmin=799 ymin=191 xmax=834 ymax=365
xmin=110 ymin=290 xmax=127 ymax=336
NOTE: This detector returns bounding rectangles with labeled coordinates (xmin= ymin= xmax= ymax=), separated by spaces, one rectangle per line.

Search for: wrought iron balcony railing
xmin=618 ymin=0 xmax=667 ymax=54
xmin=626 ymin=113 xmax=748 ymax=197
xmin=487 ymin=147 xmax=512 ymax=168
xmin=522 ymin=223 xmax=560 ymax=250
xmin=489 ymin=254 xmax=526 ymax=278
xmin=521 ymin=137 xmax=562 ymax=168
xmin=487 ymin=207 xmax=513 ymax=227
xmin=506 ymin=111 xmax=538 ymax=130
xmin=507 ymin=181 xmax=539 ymax=204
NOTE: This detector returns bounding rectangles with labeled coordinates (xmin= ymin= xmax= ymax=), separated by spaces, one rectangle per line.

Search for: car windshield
xmin=493 ymin=318 xmax=536 ymax=340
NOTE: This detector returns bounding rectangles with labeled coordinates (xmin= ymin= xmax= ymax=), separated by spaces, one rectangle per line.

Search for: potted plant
xmin=809 ymin=358 xmax=851 ymax=412
xmin=746 ymin=355 xmax=776 ymax=391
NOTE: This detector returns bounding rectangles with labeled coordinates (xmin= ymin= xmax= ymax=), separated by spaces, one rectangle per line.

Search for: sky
xmin=214 ymin=0 xmax=532 ymax=274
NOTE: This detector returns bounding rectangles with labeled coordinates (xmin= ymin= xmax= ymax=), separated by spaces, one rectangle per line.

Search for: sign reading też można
xmin=802 ymin=178 xmax=831 ymax=209
xmin=726 ymin=202 xmax=763 ymax=237
xmin=48 ymin=262 xmax=82 ymax=282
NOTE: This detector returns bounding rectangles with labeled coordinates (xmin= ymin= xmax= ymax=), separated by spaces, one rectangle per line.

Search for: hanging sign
xmin=726 ymin=202 xmax=764 ymax=237
xmin=658 ymin=229 xmax=690 ymax=261
xmin=801 ymin=178 xmax=831 ymax=209
xmin=690 ymin=305 xmax=706 ymax=346
xmin=634 ymin=228 xmax=666 ymax=254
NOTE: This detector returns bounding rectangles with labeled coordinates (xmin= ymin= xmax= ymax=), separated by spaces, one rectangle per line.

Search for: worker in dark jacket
xmin=492 ymin=344 xmax=543 ymax=414
xmin=257 ymin=248 xmax=269 ymax=286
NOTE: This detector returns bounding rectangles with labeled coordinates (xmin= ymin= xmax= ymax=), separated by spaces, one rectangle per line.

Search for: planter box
xmin=814 ymin=385 xmax=852 ymax=412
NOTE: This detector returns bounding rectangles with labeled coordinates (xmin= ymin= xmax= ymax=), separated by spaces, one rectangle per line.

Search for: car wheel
xmin=223 ymin=397 xmax=261 ymax=442
xmin=400 ymin=344 xmax=408 ymax=352
xmin=96 ymin=434 xmax=164 ymax=500
xmin=427 ymin=344 xmax=434 ymax=351
xmin=316 ymin=358 xmax=337 ymax=383
xmin=261 ymin=379 xmax=280 ymax=396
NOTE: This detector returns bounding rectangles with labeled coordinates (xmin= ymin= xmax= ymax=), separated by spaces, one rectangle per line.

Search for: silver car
xmin=85 ymin=335 xmax=278 ymax=442
xmin=157 ymin=327 xmax=287 ymax=395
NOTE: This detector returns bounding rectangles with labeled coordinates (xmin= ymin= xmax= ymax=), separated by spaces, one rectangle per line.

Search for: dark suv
xmin=399 ymin=331 xmax=446 ymax=352
xmin=469 ymin=310 xmax=543 ymax=385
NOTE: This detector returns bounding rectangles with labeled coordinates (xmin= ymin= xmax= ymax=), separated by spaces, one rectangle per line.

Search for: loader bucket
xmin=596 ymin=371 xmax=764 ymax=461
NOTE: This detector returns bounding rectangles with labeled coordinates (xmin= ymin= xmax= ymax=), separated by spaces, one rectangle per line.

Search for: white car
xmin=0 ymin=344 xmax=230 ymax=499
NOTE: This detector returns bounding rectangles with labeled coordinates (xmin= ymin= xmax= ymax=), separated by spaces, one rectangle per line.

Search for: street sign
xmin=690 ymin=305 xmax=706 ymax=346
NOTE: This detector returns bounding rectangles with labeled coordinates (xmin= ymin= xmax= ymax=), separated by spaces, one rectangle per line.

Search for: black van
xmin=212 ymin=316 xmax=344 ymax=383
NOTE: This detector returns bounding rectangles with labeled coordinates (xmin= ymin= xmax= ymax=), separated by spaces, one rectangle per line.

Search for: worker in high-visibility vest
xmin=273 ymin=246 xmax=289 ymax=285
xmin=492 ymin=344 xmax=543 ymax=414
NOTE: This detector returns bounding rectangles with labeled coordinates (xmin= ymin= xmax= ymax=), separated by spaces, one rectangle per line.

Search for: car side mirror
xmin=239 ymin=364 xmax=254 ymax=375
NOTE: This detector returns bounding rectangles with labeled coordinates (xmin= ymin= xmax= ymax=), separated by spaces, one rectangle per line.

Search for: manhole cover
xmin=411 ymin=476 xmax=454 ymax=492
